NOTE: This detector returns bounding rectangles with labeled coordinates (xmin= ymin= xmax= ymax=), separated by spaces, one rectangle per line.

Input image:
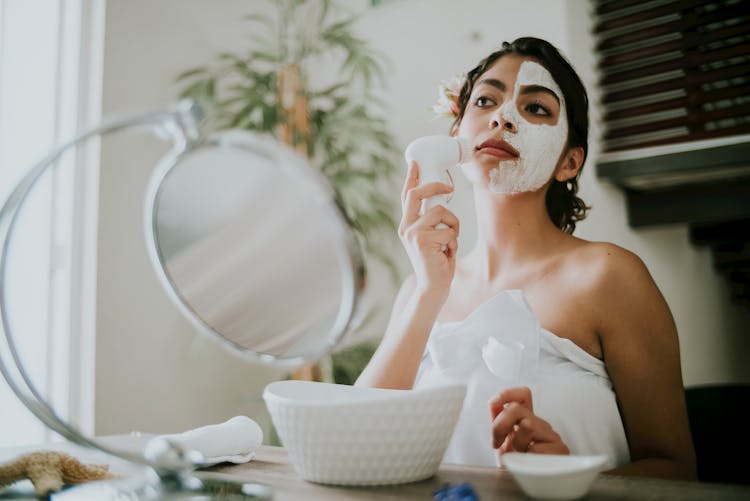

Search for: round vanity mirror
xmin=0 ymin=101 xmax=365 ymax=498
xmin=146 ymin=130 xmax=364 ymax=365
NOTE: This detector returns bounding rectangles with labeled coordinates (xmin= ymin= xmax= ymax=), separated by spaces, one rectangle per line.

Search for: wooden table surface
xmin=4 ymin=438 xmax=750 ymax=500
xmin=203 ymin=445 xmax=750 ymax=501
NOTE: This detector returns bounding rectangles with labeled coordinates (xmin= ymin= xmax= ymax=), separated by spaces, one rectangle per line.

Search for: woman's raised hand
xmin=398 ymin=160 xmax=460 ymax=300
xmin=489 ymin=387 xmax=570 ymax=456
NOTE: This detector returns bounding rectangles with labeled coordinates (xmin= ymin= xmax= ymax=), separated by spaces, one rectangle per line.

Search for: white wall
xmin=94 ymin=0 xmax=749 ymax=439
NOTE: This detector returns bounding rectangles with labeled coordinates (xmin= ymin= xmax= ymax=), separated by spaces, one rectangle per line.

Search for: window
xmin=0 ymin=0 xmax=103 ymax=447
xmin=594 ymin=0 xmax=750 ymax=193
xmin=595 ymin=0 xmax=749 ymax=154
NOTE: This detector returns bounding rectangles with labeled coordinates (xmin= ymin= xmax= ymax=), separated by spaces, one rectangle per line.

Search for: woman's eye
xmin=526 ymin=101 xmax=551 ymax=117
xmin=474 ymin=96 xmax=496 ymax=107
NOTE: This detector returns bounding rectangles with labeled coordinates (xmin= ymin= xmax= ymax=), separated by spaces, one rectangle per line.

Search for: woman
xmin=356 ymin=37 xmax=696 ymax=480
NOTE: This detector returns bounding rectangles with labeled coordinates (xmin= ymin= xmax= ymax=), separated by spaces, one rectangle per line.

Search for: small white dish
xmin=501 ymin=453 xmax=608 ymax=500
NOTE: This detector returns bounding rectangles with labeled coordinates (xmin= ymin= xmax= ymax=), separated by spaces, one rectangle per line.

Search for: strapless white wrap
xmin=415 ymin=290 xmax=630 ymax=469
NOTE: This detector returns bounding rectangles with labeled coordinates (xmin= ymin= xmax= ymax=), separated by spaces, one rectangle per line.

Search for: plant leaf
xmin=175 ymin=67 xmax=208 ymax=81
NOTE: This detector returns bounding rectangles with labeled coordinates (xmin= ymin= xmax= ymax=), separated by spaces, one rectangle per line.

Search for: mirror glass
xmin=149 ymin=131 xmax=362 ymax=363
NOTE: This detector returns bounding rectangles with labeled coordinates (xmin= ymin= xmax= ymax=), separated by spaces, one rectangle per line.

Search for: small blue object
xmin=433 ymin=482 xmax=479 ymax=501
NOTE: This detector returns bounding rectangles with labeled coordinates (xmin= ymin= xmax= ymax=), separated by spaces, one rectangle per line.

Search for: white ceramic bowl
xmin=501 ymin=453 xmax=608 ymax=500
xmin=263 ymin=380 xmax=466 ymax=486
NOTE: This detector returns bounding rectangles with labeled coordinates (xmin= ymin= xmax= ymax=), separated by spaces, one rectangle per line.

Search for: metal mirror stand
xmin=0 ymin=100 xmax=313 ymax=499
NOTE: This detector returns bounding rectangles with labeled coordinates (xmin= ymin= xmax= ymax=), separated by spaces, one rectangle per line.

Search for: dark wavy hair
xmin=452 ymin=37 xmax=590 ymax=234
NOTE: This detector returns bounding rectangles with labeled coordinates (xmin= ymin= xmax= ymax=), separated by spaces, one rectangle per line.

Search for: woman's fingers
xmin=510 ymin=417 xmax=565 ymax=453
xmin=499 ymin=434 xmax=515 ymax=455
xmin=399 ymin=161 xmax=458 ymax=245
xmin=401 ymin=228 xmax=458 ymax=256
xmin=401 ymin=160 xmax=419 ymax=205
xmin=527 ymin=440 xmax=569 ymax=455
xmin=489 ymin=386 xmax=534 ymax=420
xmin=447 ymin=237 xmax=458 ymax=257
xmin=511 ymin=418 xmax=537 ymax=452
xmin=397 ymin=160 xmax=460 ymax=292
xmin=402 ymin=181 xmax=454 ymax=228
xmin=491 ymin=401 xmax=570 ymax=455
xmin=491 ymin=402 xmax=530 ymax=449
xmin=425 ymin=228 xmax=457 ymax=245
xmin=419 ymin=205 xmax=460 ymax=233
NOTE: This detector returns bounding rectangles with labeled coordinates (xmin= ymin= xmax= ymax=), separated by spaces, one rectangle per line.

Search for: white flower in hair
xmin=431 ymin=74 xmax=465 ymax=119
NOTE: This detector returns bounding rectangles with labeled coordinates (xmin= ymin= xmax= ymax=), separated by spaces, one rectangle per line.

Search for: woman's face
xmin=457 ymin=55 xmax=568 ymax=194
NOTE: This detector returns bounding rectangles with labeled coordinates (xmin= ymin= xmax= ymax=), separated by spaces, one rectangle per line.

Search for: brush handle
xmin=421 ymin=191 xmax=450 ymax=230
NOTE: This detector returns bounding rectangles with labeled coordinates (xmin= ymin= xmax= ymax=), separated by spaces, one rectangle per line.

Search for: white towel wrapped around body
xmin=416 ymin=290 xmax=630 ymax=469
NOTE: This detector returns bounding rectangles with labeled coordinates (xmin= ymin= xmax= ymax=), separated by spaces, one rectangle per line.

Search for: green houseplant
xmin=176 ymin=0 xmax=398 ymax=386
xmin=176 ymin=0 xmax=401 ymax=284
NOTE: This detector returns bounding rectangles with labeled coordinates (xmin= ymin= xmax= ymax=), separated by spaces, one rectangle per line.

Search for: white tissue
xmin=144 ymin=415 xmax=263 ymax=467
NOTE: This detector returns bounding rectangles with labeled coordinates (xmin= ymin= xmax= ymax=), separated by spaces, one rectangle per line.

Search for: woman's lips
xmin=476 ymin=139 xmax=519 ymax=160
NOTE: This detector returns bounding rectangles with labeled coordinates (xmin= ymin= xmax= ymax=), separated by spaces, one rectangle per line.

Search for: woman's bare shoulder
xmin=563 ymin=240 xmax=671 ymax=340
xmin=563 ymin=239 xmax=653 ymax=294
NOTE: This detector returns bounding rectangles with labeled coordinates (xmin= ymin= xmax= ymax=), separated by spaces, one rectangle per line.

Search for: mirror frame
xmin=143 ymin=129 xmax=366 ymax=367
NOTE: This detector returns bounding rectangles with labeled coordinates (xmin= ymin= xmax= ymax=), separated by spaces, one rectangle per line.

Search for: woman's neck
xmin=466 ymin=185 xmax=565 ymax=282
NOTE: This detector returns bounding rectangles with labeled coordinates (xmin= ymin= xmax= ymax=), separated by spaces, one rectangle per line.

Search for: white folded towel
xmin=144 ymin=415 xmax=263 ymax=467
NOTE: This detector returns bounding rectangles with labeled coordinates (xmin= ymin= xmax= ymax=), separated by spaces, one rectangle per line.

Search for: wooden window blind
xmin=594 ymin=0 xmax=750 ymax=153
xmin=593 ymin=1 xmax=750 ymax=306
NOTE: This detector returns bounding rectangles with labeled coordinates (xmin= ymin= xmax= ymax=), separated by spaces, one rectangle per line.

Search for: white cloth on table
xmin=144 ymin=415 xmax=263 ymax=467
xmin=415 ymin=290 xmax=630 ymax=470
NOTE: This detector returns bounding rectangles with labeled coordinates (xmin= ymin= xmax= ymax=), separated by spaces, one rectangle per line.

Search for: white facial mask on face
xmin=488 ymin=61 xmax=568 ymax=194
